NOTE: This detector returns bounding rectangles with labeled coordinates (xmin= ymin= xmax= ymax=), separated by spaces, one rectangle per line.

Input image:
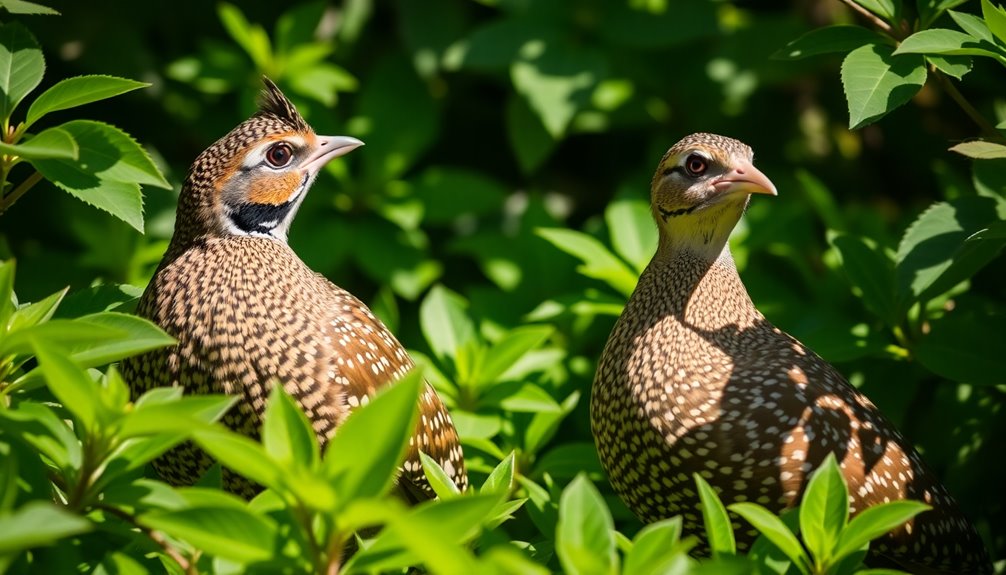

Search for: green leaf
xmin=0 ymin=501 xmax=91 ymax=555
xmin=419 ymin=451 xmax=461 ymax=499
xmin=192 ymin=427 xmax=285 ymax=492
xmin=830 ymin=234 xmax=899 ymax=326
xmin=481 ymin=451 xmax=516 ymax=495
xmin=918 ymin=0 xmax=968 ymax=28
xmin=25 ymin=75 xmax=148 ymax=129
xmin=772 ymin=25 xmax=891 ymax=60
xmin=262 ymin=384 xmax=319 ymax=470
xmin=478 ymin=325 xmax=554 ymax=385
xmin=914 ymin=309 xmax=1006 ymax=385
xmin=217 ymin=2 xmax=273 ymax=72
xmin=0 ymin=127 xmax=77 ymax=160
xmin=926 ymin=54 xmax=972 ymax=79
xmin=729 ymin=502 xmax=811 ymax=574
xmin=61 ymin=311 xmax=175 ymax=366
xmin=32 ymin=341 xmax=105 ymax=431
xmin=510 ymin=43 xmax=605 ymax=138
xmin=0 ymin=259 xmax=15 ymax=331
xmin=119 ymin=395 xmax=236 ymax=437
xmin=323 ymin=369 xmax=422 ymax=508
xmin=605 ymin=198 xmax=657 ymax=274
xmin=536 ymin=227 xmax=638 ymax=297
xmin=833 ymin=501 xmax=930 ymax=559
xmin=0 ymin=0 xmax=59 ymax=15
xmin=949 ymin=10 xmax=995 ymax=42
xmin=895 ymin=197 xmax=1006 ymax=311
xmin=506 ymin=92 xmax=556 ymax=175
xmin=0 ymin=401 xmax=81 ymax=473
xmin=949 ymin=140 xmax=1006 ymax=159
xmin=419 ymin=284 xmax=477 ymax=364
xmin=856 ymin=0 xmax=897 ymax=20
xmin=799 ymin=454 xmax=849 ymax=565
xmin=623 ymin=517 xmax=693 ymax=575
xmin=556 ymin=474 xmax=618 ymax=575
xmin=982 ymin=0 xmax=1006 ymax=45
xmin=0 ymin=22 xmax=43 ymax=122
xmin=694 ymin=473 xmax=735 ymax=557
xmin=894 ymin=28 xmax=1006 ymax=61
xmin=8 ymin=286 xmax=65 ymax=332
xmin=411 ymin=167 xmax=509 ymax=223
xmin=841 ymin=44 xmax=927 ymax=130
xmin=140 ymin=506 xmax=277 ymax=564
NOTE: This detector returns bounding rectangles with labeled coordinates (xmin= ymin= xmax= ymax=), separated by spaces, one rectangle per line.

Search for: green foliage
xmin=1 ymin=0 xmax=1004 ymax=573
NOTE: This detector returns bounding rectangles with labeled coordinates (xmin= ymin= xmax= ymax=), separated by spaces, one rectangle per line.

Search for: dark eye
xmin=684 ymin=154 xmax=708 ymax=177
xmin=265 ymin=142 xmax=294 ymax=168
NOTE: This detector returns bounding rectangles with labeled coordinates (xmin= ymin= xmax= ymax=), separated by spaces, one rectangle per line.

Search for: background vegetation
xmin=1 ymin=0 xmax=1004 ymax=573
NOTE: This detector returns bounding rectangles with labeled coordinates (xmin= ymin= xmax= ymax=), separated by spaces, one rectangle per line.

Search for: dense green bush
xmin=1 ymin=0 xmax=1004 ymax=573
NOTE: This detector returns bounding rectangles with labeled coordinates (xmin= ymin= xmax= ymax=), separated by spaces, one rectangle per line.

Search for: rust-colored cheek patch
xmin=246 ymin=172 xmax=302 ymax=205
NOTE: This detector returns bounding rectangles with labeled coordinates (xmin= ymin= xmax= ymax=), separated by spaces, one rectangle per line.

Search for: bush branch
xmin=0 ymin=171 xmax=44 ymax=215
xmin=99 ymin=504 xmax=197 ymax=574
xmin=932 ymin=68 xmax=1005 ymax=143
xmin=838 ymin=0 xmax=894 ymax=36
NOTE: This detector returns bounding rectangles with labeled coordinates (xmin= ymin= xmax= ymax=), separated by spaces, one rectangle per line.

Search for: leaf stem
xmin=837 ymin=0 xmax=894 ymax=36
xmin=99 ymin=504 xmax=197 ymax=574
xmin=931 ymin=68 xmax=1006 ymax=143
xmin=0 ymin=171 xmax=43 ymax=215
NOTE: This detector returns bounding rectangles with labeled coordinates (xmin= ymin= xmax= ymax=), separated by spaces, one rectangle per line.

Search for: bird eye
xmin=265 ymin=142 xmax=294 ymax=168
xmin=684 ymin=154 xmax=708 ymax=177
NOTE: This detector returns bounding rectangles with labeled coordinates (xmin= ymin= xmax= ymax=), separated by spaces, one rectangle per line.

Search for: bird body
xmin=122 ymin=79 xmax=467 ymax=499
xmin=591 ymin=133 xmax=990 ymax=574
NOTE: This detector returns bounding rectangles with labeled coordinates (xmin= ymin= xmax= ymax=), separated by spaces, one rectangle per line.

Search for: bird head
xmin=173 ymin=78 xmax=363 ymax=245
xmin=650 ymin=133 xmax=776 ymax=256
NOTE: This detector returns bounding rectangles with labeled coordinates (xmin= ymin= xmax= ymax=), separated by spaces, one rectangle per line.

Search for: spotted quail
xmin=591 ymin=133 xmax=991 ymax=574
xmin=121 ymin=78 xmax=467 ymax=500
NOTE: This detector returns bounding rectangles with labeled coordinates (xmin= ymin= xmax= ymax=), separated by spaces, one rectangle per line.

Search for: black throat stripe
xmin=230 ymin=201 xmax=295 ymax=234
xmin=657 ymin=205 xmax=698 ymax=221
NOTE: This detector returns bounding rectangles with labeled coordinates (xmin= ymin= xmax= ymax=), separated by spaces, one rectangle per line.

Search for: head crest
xmin=257 ymin=77 xmax=309 ymax=132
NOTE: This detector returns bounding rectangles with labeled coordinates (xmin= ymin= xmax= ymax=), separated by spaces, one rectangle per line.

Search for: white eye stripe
xmin=678 ymin=150 xmax=711 ymax=167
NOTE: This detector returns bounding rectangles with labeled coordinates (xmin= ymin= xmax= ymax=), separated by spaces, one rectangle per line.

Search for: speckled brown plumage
xmin=591 ymin=133 xmax=990 ymax=574
xmin=121 ymin=78 xmax=467 ymax=499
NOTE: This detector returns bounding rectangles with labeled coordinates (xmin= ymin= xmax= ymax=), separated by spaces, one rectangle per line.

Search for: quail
xmin=121 ymin=78 xmax=467 ymax=500
xmin=591 ymin=133 xmax=991 ymax=574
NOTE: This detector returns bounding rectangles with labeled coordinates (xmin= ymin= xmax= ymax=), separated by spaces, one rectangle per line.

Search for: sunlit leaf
xmin=799 ymin=454 xmax=848 ymax=565
xmin=833 ymin=501 xmax=930 ymax=559
xmin=0 ymin=22 xmax=44 ymax=121
xmin=694 ymin=473 xmax=735 ymax=557
xmin=0 ymin=127 xmax=77 ymax=160
xmin=536 ymin=227 xmax=638 ymax=297
xmin=772 ymin=26 xmax=891 ymax=60
xmin=949 ymin=140 xmax=1006 ymax=159
xmin=556 ymin=474 xmax=617 ymax=575
xmin=140 ymin=506 xmax=278 ymax=563
xmin=419 ymin=284 xmax=477 ymax=364
xmin=0 ymin=502 xmax=91 ymax=555
xmin=729 ymin=502 xmax=810 ymax=574
xmin=841 ymin=44 xmax=926 ymax=130
xmin=25 ymin=75 xmax=148 ymax=129
xmin=262 ymin=384 xmax=319 ymax=470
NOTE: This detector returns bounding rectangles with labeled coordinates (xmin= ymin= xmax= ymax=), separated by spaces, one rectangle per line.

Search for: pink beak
xmin=712 ymin=160 xmax=777 ymax=197
xmin=302 ymin=135 xmax=364 ymax=175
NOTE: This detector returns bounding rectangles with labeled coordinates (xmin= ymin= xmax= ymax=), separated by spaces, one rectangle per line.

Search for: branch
xmin=932 ymin=68 xmax=1006 ymax=143
xmin=838 ymin=0 xmax=894 ymax=36
xmin=0 ymin=171 xmax=43 ymax=215
xmin=99 ymin=504 xmax=197 ymax=574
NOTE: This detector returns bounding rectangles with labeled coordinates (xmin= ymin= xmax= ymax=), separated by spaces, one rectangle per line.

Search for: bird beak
xmin=302 ymin=135 xmax=365 ymax=175
xmin=713 ymin=160 xmax=777 ymax=197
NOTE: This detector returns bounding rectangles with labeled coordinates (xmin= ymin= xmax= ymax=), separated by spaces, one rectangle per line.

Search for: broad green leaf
xmin=797 ymin=170 xmax=846 ymax=232
xmin=830 ymin=234 xmax=899 ymax=325
xmin=949 ymin=10 xmax=995 ymax=42
xmin=606 ymin=198 xmax=657 ymax=274
xmin=623 ymin=517 xmax=693 ymax=575
xmin=25 ymin=75 xmax=148 ymax=128
xmin=841 ymin=44 xmax=926 ymax=129
xmin=0 ymin=318 xmax=121 ymax=357
xmin=729 ymin=502 xmax=811 ymax=574
xmin=480 ymin=381 xmax=561 ymax=413
xmin=511 ymin=42 xmax=605 ymax=138
xmin=0 ymin=259 xmax=14 ymax=330
xmin=982 ymin=0 xmax=1006 ymax=45
xmin=274 ymin=1 xmax=328 ymax=54
xmin=556 ymin=474 xmax=618 ymax=575
xmin=799 ymin=454 xmax=849 ymax=565
xmin=0 ymin=0 xmax=59 ymax=15
xmin=534 ymin=442 xmax=604 ymax=480
xmin=694 ymin=473 xmax=736 ymax=557
xmin=60 ymin=312 xmax=175 ymax=367
xmin=0 ymin=501 xmax=91 ymax=555
xmin=926 ymin=54 xmax=972 ymax=79
xmin=192 ymin=427 xmax=285 ymax=492
xmin=481 ymin=451 xmax=516 ymax=495
xmin=323 ymin=369 xmax=422 ymax=507
xmin=918 ymin=0 xmax=968 ymax=28
xmin=772 ymin=25 xmax=891 ymax=60
xmin=536 ymin=227 xmax=638 ymax=297
xmin=419 ymin=284 xmax=477 ymax=364
xmin=0 ymin=127 xmax=77 ymax=160
xmin=217 ymin=3 xmax=273 ymax=72
xmin=894 ymin=29 xmax=1006 ymax=61
xmin=262 ymin=384 xmax=319 ymax=470
xmin=974 ymin=158 xmax=1006 ymax=199
xmin=856 ymin=0 xmax=897 ymax=20
xmin=8 ymin=286 xmax=65 ymax=332
xmin=140 ymin=506 xmax=278 ymax=563
xmin=895 ymin=198 xmax=1006 ymax=311
xmin=32 ymin=341 xmax=104 ymax=431
xmin=419 ymin=451 xmax=462 ymax=499
xmin=506 ymin=92 xmax=556 ymax=174
xmin=119 ymin=395 xmax=236 ymax=437
xmin=833 ymin=501 xmax=930 ymax=559
xmin=524 ymin=390 xmax=579 ymax=455
xmin=915 ymin=309 xmax=1006 ymax=385
xmin=0 ymin=22 xmax=43 ymax=122
xmin=347 ymin=495 xmax=496 ymax=574
xmin=478 ymin=325 xmax=553 ymax=385
xmin=411 ymin=167 xmax=509 ymax=223
xmin=949 ymin=140 xmax=1006 ymax=159
xmin=0 ymin=401 xmax=81 ymax=473
xmin=288 ymin=63 xmax=357 ymax=107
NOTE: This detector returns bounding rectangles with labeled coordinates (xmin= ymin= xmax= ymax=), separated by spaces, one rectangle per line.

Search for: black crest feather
xmin=257 ymin=77 xmax=309 ymax=132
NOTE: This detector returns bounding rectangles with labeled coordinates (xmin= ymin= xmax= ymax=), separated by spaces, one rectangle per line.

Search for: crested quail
xmin=121 ymin=78 xmax=467 ymax=500
xmin=591 ymin=133 xmax=991 ymax=574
